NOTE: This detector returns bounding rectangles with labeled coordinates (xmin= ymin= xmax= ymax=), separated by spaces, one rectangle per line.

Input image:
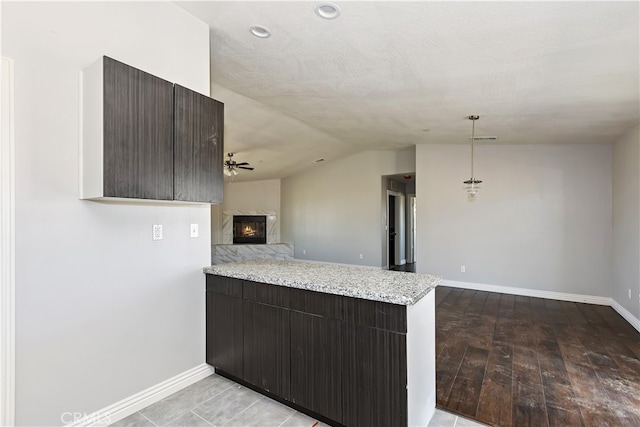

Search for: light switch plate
xmin=190 ymin=224 xmax=199 ymax=238
xmin=153 ymin=224 xmax=163 ymax=241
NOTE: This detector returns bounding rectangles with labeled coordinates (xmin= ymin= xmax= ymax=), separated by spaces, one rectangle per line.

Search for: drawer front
xmin=243 ymin=280 xmax=290 ymax=308
xmin=206 ymin=275 xmax=243 ymax=298
xmin=290 ymin=288 xmax=343 ymax=320
xmin=343 ymin=296 xmax=407 ymax=334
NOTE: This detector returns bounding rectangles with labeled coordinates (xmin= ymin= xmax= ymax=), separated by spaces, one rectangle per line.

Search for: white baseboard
xmin=67 ymin=363 xmax=215 ymax=427
xmin=441 ymin=280 xmax=612 ymax=306
xmin=611 ymin=299 xmax=640 ymax=333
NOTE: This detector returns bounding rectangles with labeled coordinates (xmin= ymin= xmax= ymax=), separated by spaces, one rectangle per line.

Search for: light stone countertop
xmin=203 ymin=259 xmax=439 ymax=306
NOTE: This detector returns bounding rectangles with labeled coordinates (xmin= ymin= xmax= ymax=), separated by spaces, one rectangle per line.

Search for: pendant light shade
xmin=463 ymin=115 xmax=482 ymax=200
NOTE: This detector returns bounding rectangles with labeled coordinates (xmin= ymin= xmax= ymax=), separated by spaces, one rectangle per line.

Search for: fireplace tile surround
xmin=211 ymin=243 xmax=294 ymax=265
xmin=222 ymin=210 xmax=278 ymax=244
xmin=212 ymin=210 xmax=293 ymax=265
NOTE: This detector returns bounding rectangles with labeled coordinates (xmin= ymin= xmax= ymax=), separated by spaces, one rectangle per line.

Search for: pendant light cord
xmin=471 ymin=118 xmax=475 ymax=179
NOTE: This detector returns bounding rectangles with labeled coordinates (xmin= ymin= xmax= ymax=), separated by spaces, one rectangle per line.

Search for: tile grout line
xmin=278 ymin=411 xmax=295 ymax=427
xmin=217 ymin=391 xmax=264 ymax=425
xmin=138 ymin=411 xmax=159 ymax=427
xmin=190 ymin=410 xmax=215 ymax=426
xmin=146 ymin=377 xmax=236 ymax=427
xmin=189 ymin=379 xmax=236 ymax=413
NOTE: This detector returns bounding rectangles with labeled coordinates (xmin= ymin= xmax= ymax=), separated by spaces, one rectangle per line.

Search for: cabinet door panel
xmin=174 ymin=84 xmax=224 ymax=203
xmin=206 ymin=275 xmax=243 ymax=298
xmin=243 ymin=280 xmax=290 ymax=308
xmin=290 ymin=288 xmax=342 ymax=319
xmin=343 ymin=324 xmax=407 ymax=427
xmin=343 ymin=296 xmax=407 ymax=333
xmin=103 ymin=56 xmax=174 ymax=200
xmin=290 ymin=311 xmax=342 ymax=423
xmin=206 ymin=292 xmax=243 ymax=379
xmin=243 ymin=301 xmax=290 ymax=398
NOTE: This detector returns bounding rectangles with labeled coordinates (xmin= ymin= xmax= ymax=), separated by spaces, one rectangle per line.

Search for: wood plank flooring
xmin=435 ymin=286 xmax=640 ymax=427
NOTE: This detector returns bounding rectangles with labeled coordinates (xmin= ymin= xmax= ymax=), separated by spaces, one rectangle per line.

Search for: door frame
xmin=407 ymin=194 xmax=416 ymax=264
xmin=386 ymin=190 xmax=404 ymax=269
xmin=1 ymin=56 xmax=16 ymax=427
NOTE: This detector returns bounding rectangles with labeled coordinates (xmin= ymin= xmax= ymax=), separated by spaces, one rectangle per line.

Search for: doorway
xmin=409 ymin=195 xmax=416 ymax=264
xmin=383 ymin=174 xmax=415 ymax=271
xmin=388 ymin=194 xmax=396 ymax=267
xmin=386 ymin=189 xmax=404 ymax=269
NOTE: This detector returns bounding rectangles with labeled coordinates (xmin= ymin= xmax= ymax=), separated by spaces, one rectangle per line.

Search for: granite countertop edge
xmin=203 ymin=260 xmax=439 ymax=306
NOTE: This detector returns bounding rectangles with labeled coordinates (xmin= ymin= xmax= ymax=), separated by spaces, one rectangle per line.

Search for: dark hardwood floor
xmin=435 ymin=286 xmax=640 ymax=427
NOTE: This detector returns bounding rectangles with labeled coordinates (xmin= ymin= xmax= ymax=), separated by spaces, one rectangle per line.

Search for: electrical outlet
xmin=303 ymin=249 xmax=306 ymax=255
xmin=461 ymin=265 xmax=466 ymax=273
xmin=190 ymin=224 xmax=199 ymax=238
xmin=629 ymin=289 xmax=632 ymax=299
xmin=359 ymin=254 xmax=363 ymax=259
xmin=153 ymin=224 xmax=163 ymax=241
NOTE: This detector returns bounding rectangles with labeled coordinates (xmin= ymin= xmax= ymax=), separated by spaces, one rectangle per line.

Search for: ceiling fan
xmin=223 ymin=152 xmax=254 ymax=176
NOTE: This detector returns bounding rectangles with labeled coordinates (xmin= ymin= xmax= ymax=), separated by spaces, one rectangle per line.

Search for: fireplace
xmin=233 ymin=215 xmax=267 ymax=244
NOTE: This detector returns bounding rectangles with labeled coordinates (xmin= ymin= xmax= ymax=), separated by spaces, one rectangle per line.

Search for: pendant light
xmin=463 ymin=115 xmax=482 ymax=200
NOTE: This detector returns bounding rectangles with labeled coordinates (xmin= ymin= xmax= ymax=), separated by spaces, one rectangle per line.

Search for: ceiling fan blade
xmin=235 ymin=162 xmax=250 ymax=166
xmin=238 ymin=166 xmax=254 ymax=170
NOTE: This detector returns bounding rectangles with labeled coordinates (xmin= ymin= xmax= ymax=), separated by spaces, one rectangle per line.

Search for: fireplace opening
xmin=233 ymin=215 xmax=267 ymax=244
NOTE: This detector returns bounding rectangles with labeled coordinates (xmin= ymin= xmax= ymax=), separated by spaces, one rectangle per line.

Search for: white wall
xmin=211 ymin=179 xmax=281 ymax=244
xmin=612 ymin=124 xmax=640 ymax=319
xmin=2 ymin=3 xmax=211 ymax=425
xmin=281 ymin=148 xmax=415 ymax=267
xmin=416 ymin=144 xmax=612 ymax=297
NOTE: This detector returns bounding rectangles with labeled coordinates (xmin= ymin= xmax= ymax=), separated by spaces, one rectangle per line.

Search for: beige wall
xmin=612 ymin=124 xmax=640 ymax=319
xmin=211 ymin=179 xmax=281 ymax=244
xmin=416 ymin=144 xmax=613 ymax=297
xmin=3 ymin=3 xmax=211 ymax=425
xmin=282 ymin=148 xmax=415 ymax=266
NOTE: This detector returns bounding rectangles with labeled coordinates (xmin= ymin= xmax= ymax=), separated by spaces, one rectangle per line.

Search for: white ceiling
xmin=176 ymin=1 xmax=640 ymax=182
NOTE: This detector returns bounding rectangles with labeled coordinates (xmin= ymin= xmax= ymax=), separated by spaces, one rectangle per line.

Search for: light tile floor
xmin=109 ymin=374 xmax=486 ymax=427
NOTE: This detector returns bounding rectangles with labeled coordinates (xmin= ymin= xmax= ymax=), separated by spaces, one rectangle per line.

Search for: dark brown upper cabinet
xmin=81 ymin=56 xmax=223 ymax=204
xmin=174 ymin=85 xmax=223 ymax=203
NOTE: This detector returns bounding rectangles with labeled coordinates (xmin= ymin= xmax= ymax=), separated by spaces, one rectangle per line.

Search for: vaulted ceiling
xmin=177 ymin=1 xmax=640 ymax=182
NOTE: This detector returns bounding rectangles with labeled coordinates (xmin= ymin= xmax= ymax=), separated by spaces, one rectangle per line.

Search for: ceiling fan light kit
xmin=224 ymin=152 xmax=254 ymax=177
xmin=464 ymin=115 xmax=482 ymax=201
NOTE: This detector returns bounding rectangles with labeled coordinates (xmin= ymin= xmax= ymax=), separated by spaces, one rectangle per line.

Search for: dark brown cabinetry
xmin=242 ymin=280 xmax=291 ymax=397
xmin=290 ymin=311 xmax=343 ymax=422
xmin=82 ymin=56 xmax=223 ymax=203
xmin=206 ymin=276 xmax=243 ymax=378
xmin=103 ymin=57 xmax=174 ymax=200
xmin=205 ymin=274 xmax=410 ymax=427
xmin=343 ymin=324 xmax=407 ymax=427
xmin=289 ymin=288 xmax=344 ymax=422
xmin=174 ymin=85 xmax=223 ymax=203
xmin=243 ymin=301 xmax=290 ymax=398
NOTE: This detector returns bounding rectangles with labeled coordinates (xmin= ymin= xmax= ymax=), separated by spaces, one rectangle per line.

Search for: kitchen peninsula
xmin=203 ymin=259 xmax=439 ymax=427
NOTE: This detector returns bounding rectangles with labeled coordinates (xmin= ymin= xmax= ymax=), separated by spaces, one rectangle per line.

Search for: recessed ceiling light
xmin=249 ymin=25 xmax=271 ymax=38
xmin=314 ymin=3 xmax=341 ymax=20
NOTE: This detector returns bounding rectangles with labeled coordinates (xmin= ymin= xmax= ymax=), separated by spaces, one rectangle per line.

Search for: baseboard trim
xmin=441 ymin=280 xmax=612 ymax=306
xmin=611 ymin=299 xmax=640 ymax=333
xmin=67 ymin=363 xmax=215 ymax=427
